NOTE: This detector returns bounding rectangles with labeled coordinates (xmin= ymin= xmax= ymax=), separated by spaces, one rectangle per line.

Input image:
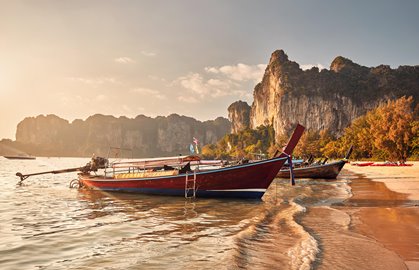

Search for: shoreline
xmin=343 ymin=162 xmax=419 ymax=270
xmin=345 ymin=161 xmax=419 ymax=201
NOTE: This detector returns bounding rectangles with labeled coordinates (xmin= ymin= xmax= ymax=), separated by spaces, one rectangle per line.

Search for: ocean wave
xmin=287 ymin=201 xmax=319 ymax=270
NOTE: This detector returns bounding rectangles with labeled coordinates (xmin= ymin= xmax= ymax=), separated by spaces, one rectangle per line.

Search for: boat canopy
xmin=110 ymin=155 xmax=202 ymax=169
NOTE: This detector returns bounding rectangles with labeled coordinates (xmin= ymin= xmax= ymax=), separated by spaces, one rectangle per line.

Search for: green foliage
xmin=201 ymin=125 xmax=276 ymax=160
xmin=293 ymin=129 xmax=336 ymax=158
xmin=323 ymin=115 xmax=374 ymax=159
xmin=322 ymin=96 xmax=418 ymax=161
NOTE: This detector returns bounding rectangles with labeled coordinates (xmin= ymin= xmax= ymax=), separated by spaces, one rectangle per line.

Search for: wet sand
xmin=346 ymin=161 xmax=419 ymax=200
xmin=344 ymin=162 xmax=419 ymax=270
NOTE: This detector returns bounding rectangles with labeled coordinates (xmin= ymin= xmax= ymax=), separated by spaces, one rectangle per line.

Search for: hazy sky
xmin=1 ymin=0 xmax=418 ymax=139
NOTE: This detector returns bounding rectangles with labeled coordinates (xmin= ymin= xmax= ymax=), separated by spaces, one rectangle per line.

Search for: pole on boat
xmin=287 ymin=155 xmax=295 ymax=186
xmin=345 ymin=145 xmax=354 ymax=160
xmin=16 ymin=167 xmax=87 ymax=183
xmin=15 ymin=156 xmax=109 ymax=185
xmin=275 ymin=124 xmax=305 ymax=186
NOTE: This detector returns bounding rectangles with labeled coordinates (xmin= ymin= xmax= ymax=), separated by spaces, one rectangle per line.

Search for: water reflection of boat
xmin=3 ymin=155 xmax=36 ymax=160
xmin=79 ymin=125 xmax=305 ymax=199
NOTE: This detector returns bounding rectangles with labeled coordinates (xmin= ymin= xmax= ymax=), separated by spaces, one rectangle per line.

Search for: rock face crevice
xmin=233 ymin=50 xmax=419 ymax=139
xmin=13 ymin=114 xmax=231 ymax=157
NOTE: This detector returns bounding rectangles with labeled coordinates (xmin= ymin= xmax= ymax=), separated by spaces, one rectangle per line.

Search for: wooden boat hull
xmin=351 ymin=162 xmax=374 ymax=167
xmin=4 ymin=155 xmax=36 ymax=160
xmin=79 ymin=156 xmax=289 ymax=199
xmin=277 ymin=160 xmax=346 ymax=179
xmin=351 ymin=162 xmax=413 ymax=167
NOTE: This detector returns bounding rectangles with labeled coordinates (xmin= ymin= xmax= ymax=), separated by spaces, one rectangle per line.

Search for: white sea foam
xmin=287 ymin=201 xmax=319 ymax=270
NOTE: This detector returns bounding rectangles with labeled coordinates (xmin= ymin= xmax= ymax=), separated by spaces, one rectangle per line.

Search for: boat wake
xmin=231 ymin=198 xmax=319 ymax=270
xmin=287 ymin=201 xmax=319 ymax=270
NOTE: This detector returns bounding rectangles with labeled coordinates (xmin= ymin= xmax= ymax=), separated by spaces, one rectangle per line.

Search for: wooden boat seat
xmin=115 ymin=170 xmax=179 ymax=179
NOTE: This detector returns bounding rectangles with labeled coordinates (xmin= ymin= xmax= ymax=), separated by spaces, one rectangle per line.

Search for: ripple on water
xmin=3 ymin=158 xmax=409 ymax=270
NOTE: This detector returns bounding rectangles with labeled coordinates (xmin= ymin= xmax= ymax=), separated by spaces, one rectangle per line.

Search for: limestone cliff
xmin=239 ymin=50 xmax=418 ymax=139
xmin=228 ymin=101 xmax=251 ymax=133
xmin=11 ymin=114 xmax=230 ymax=157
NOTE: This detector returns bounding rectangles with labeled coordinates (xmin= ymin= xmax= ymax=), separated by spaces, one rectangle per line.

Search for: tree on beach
xmin=322 ymin=96 xmax=417 ymax=161
xmin=294 ymin=129 xmax=334 ymax=158
xmin=368 ymin=96 xmax=417 ymax=162
xmin=322 ymin=115 xmax=374 ymax=159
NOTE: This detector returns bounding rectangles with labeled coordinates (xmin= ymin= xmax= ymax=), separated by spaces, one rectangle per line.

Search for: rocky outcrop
xmin=228 ymin=101 xmax=251 ymax=133
xmin=245 ymin=50 xmax=419 ymax=139
xmin=11 ymin=114 xmax=230 ymax=157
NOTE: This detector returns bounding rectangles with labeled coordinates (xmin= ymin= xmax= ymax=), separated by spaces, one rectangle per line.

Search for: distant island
xmin=0 ymin=114 xmax=230 ymax=158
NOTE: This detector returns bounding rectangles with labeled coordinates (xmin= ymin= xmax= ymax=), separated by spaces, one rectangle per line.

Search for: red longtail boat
xmin=78 ymin=124 xmax=305 ymax=199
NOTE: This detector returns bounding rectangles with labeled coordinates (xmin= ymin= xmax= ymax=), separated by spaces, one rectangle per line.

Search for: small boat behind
xmin=4 ymin=155 xmax=36 ymax=160
xmin=277 ymin=146 xmax=353 ymax=179
xmin=351 ymin=162 xmax=374 ymax=167
xmin=369 ymin=162 xmax=413 ymax=167
xmin=277 ymin=159 xmax=347 ymax=179
xmin=351 ymin=162 xmax=413 ymax=167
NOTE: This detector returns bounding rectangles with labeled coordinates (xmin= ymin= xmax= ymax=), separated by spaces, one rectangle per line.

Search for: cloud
xmin=205 ymin=63 xmax=266 ymax=82
xmin=95 ymin=94 xmax=107 ymax=101
xmin=56 ymin=93 xmax=87 ymax=106
xmin=122 ymin=104 xmax=132 ymax=112
xmin=115 ymin=57 xmax=135 ymax=64
xmin=300 ymin=63 xmax=326 ymax=71
xmin=148 ymin=75 xmax=167 ymax=82
xmin=175 ymin=73 xmax=209 ymax=97
xmin=141 ymin=51 xmax=156 ymax=57
xmin=177 ymin=96 xmax=199 ymax=103
xmin=207 ymin=78 xmax=230 ymax=89
xmin=130 ymin=87 xmax=166 ymax=100
xmin=68 ymin=77 xmax=120 ymax=85
xmin=173 ymin=62 xmax=267 ymax=104
xmin=174 ymin=68 xmax=259 ymax=103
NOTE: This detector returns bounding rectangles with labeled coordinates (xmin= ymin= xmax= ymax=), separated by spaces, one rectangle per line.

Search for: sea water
xmin=0 ymin=157 xmax=413 ymax=269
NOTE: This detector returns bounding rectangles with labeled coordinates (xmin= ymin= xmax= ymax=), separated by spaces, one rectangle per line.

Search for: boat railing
xmin=103 ymin=159 xmax=226 ymax=178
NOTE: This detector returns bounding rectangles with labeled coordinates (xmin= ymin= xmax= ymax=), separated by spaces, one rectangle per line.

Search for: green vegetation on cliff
xmin=201 ymin=125 xmax=277 ymax=160
xmin=204 ymin=96 xmax=418 ymax=162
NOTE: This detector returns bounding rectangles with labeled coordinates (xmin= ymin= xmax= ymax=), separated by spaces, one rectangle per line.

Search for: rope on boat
xmin=281 ymin=152 xmax=295 ymax=186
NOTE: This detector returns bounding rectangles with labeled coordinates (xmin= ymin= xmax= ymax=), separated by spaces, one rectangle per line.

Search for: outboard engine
xmin=83 ymin=156 xmax=109 ymax=172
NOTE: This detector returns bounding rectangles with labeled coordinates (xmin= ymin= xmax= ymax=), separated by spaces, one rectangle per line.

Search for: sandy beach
xmin=346 ymin=161 xmax=419 ymax=200
xmin=344 ymin=162 xmax=419 ymax=270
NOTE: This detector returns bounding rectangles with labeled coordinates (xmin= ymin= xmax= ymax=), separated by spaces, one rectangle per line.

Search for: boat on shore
xmin=4 ymin=155 xmax=36 ymax=160
xmin=277 ymin=159 xmax=347 ymax=179
xmin=352 ymin=162 xmax=413 ymax=167
xmin=17 ymin=124 xmax=305 ymax=199
xmin=351 ymin=162 xmax=374 ymax=167
xmin=277 ymin=146 xmax=353 ymax=179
